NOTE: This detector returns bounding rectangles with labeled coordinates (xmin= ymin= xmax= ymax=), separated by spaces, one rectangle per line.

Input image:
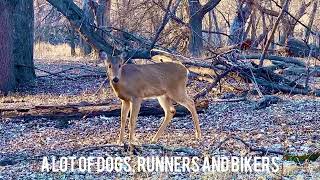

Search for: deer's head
xmin=100 ymin=51 xmax=127 ymax=84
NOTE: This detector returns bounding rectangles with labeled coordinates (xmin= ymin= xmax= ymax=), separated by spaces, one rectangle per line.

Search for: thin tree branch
xmin=200 ymin=0 xmax=222 ymax=17
xmin=149 ymin=0 xmax=175 ymax=50
xmin=259 ymin=0 xmax=290 ymax=67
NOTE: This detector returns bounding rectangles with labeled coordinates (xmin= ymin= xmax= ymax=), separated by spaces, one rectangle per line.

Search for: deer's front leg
xmin=129 ymin=97 xmax=142 ymax=144
xmin=118 ymin=100 xmax=130 ymax=145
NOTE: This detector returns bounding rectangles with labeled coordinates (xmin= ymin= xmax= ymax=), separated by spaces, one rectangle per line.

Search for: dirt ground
xmin=0 ymin=58 xmax=319 ymax=179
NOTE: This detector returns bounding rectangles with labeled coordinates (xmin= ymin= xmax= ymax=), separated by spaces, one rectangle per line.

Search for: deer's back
xmin=118 ymin=62 xmax=188 ymax=98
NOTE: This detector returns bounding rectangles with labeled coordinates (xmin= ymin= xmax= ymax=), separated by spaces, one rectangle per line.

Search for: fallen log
xmin=286 ymin=38 xmax=320 ymax=58
xmin=244 ymin=62 xmax=306 ymax=89
xmin=254 ymin=95 xmax=282 ymax=110
xmin=0 ymin=99 xmax=208 ymax=120
xmin=283 ymin=66 xmax=320 ymax=77
xmin=253 ymin=77 xmax=311 ymax=95
xmin=240 ymin=54 xmax=306 ymax=67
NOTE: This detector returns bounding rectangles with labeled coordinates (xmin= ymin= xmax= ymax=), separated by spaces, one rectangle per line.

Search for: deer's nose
xmin=112 ymin=77 xmax=119 ymax=83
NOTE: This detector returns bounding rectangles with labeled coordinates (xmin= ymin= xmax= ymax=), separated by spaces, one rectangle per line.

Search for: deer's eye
xmin=108 ymin=65 xmax=111 ymax=68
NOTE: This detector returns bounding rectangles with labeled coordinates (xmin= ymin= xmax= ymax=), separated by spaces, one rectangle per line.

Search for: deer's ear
xmin=119 ymin=52 xmax=128 ymax=64
xmin=99 ymin=51 xmax=109 ymax=61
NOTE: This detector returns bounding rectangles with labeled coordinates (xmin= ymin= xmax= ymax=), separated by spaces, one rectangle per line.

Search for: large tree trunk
xmin=0 ymin=1 xmax=15 ymax=94
xmin=0 ymin=0 xmax=35 ymax=94
xmin=187 ymin=0 xmax=222 ymax=57
xmin=188 ymin=0 xmax=204 ymax=57
xmin=13 ymin=0 xmax=35 ymax=83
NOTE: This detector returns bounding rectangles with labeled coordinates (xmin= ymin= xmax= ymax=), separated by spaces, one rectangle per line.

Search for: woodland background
xmin=0 ymin=0 xmax=319 ymax=179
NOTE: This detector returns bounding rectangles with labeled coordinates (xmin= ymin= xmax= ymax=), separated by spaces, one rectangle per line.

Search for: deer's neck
xmin=110 ymin=81 xmax=129 ymax=101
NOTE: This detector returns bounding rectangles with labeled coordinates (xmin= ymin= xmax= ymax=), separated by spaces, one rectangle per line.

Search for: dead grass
xmin=34 ymin=42 xmax=82 ymax=59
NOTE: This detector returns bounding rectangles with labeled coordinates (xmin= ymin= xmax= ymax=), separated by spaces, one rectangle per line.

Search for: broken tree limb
xmin=0 ymin=99 xmax=208 ymax=120
xmin=283 ymin=66 xmax=320 ymax=77
xmin=194 ymin=68 xmax=234 ymax=100
xmin=253 ymin=77 xmax=310 ymax=95
xmin=240 ymin=54 xmax=306 ymax=67
xmin=46 ymin=0 xmax=151 ymax=59
xmin=150 ymin=49 xmax=318 ymax=96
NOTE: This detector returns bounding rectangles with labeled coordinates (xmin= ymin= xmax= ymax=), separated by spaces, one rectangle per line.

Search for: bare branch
xmin=200 ymin=0 xmax=222 ymax=17
xmin=149 ymin=0 xmax=181 ymax=50
xmin=259 ymin=0 xmax=290 ymax=67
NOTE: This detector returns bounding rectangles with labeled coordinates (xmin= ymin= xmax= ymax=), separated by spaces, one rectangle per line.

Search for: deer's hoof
xmin=150 ymin=137 xmax=158 ymax=144
xmin=117 ymin=139 xmax=124 ymax=145
xmin=195 ymin=132 xmax=202 ymax=140
xmin=129 ymin=137 xmax=139 ymax=146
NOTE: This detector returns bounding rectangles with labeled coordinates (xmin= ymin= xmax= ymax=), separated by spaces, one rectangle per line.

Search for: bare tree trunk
xmin=253 ymin=11 xmax=267 ymax=48
xmin=211 ymin=10 xmax=221 ymax=47
xmin=93 ymin=0 xmax=111 ymax=58
xmin=96 ymin=0 xmax=111 ymax=37
xmin=250 ymin=8 xmax=257 ymax=41
xmin=187 ymin=0 xmax=222 ymax=57
xmin=279 ymin=0 xmax=291 ymax=44
xmin=287 ymin=1 xmax=310 ymax=41
xmin=259 ymin=0 xmax=290 ymax=67
xmin=229 ymin=1 xmax=252 ymax=44
xmin=0 ymin=1 xmax=15 ymax=94
xmin=80 ymin=0 xmax=93 ymax=56
xmin=304 ymin=0 xmax=318 ymax=43
xmin=188 ymin=0 xmax=204 ymax=57
xmin=13 ymin=0 xmax=35 ymax=83
xmin=69 ymin=24 xmax=76 ymax=57
xmin=208 ymin=10 xmax=213 ymax=44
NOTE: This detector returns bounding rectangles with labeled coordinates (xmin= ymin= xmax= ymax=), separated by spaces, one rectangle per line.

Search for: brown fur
xmin=103 ymin=54 xmax=201 ymax=144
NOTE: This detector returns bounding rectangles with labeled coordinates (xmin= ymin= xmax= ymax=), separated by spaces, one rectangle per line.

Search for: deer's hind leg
xmin=151 ymin=95 xmax=176 ymax=143
xmin=169 ymin=86 xmax=202 ymax=140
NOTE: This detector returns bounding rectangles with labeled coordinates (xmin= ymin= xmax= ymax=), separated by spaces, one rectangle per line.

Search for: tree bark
xmin=187 ymin=0 xmax=221 ymax=57
xmin=0 ymin=0 xmax=35 ymax=93
xmin=13 ymin=0 xmax=36 ymax=83
xmin=211 ymin=10 xmax=221 ymax=47
xmin=95 ymin=0 xmax=111 ymax=38
xmin=304 ymin=0 xmax=317 ymax=43
xmin=80 ymin=0 xmax=94 ymax=56
xmin=188 ymin=0 xmax=204 ymax=57
xmin=69 ymin=24 xmax=76 ymax=56
xmin=229 ymin=1 xmax=252 ymax=44
xmin=259 ymin=0 xmax=290 ymax=67
xmin=0 ymin=1 xmax=15 ymax=94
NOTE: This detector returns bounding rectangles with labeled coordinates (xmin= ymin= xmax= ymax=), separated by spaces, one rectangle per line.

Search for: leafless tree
xmin=0 ymin=0 xmax=35 ymax=93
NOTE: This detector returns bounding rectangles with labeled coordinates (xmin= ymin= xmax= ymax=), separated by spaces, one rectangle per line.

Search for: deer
xmin=100 ymin=51 xmax=201 ymax=144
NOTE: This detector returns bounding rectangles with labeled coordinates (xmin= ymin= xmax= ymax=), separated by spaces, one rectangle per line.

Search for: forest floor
xmin=0 ymin=58 xmax=319 ymax=179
